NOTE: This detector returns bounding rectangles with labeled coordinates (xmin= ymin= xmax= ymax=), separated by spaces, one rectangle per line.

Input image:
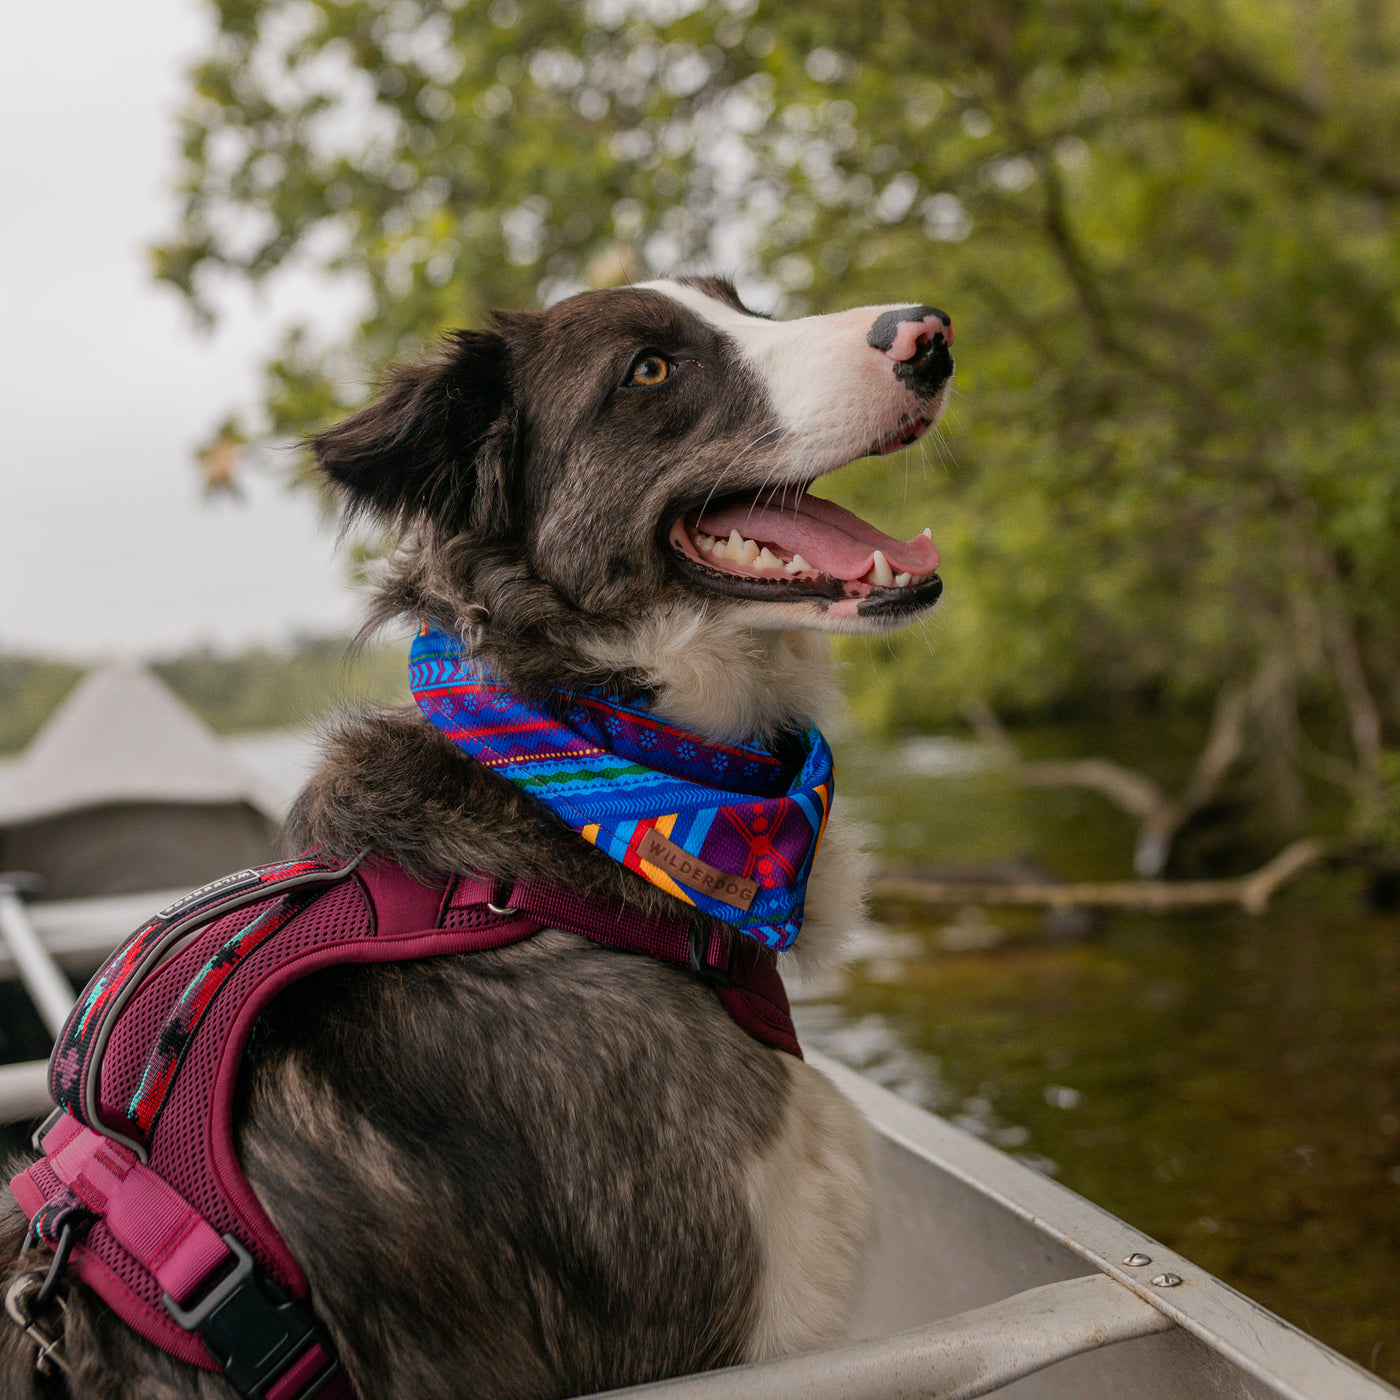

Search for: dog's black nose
xmin=867 ymin=305 xmax=953 ymax=357
xmin=868 ymin=305 xmax=954 ymax=395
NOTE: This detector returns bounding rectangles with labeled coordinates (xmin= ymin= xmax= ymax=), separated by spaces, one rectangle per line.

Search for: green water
xmin=815 ymin=734 xmax=1400 ymax=1386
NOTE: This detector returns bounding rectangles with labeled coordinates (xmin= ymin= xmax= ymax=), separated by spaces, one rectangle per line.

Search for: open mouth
xmin=665 ymin=364 xmax=952 ymax=616
xmin=668 ymin=480 xmax=942 ymax=614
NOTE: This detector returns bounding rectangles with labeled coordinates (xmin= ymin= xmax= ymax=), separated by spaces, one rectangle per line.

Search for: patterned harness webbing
xmin=10 ymin=852 xmax=800 ymax=1400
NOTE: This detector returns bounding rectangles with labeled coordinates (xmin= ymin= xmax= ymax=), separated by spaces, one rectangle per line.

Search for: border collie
xmin=1 ymin=276 xmax=952 ymax=1398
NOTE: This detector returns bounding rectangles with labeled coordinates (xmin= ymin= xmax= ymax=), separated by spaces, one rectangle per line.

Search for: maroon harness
xmin=10 ymin=852 xmax=799 ymax=1398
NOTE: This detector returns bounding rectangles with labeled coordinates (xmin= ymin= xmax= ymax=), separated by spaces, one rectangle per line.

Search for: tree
xmin=156 ymin=0 xmax=1400 ymax=859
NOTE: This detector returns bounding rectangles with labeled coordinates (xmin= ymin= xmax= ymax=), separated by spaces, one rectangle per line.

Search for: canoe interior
xmin=821 ymin=1048 xmax=1398 ymax=1400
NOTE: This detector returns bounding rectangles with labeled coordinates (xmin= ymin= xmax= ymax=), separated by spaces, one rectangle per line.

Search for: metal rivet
xmin=1122 ymin=1253 xmax=1152 ymax=1267
xmin=1151 ymin=1273 xmax=1183 ymax=1288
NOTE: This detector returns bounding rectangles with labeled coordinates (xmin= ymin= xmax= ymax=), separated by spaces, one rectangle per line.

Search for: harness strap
xmin=38 ymin=1113 xmax=230 ymax=1308
xmin=9 ymin=854 xmax=801 ymax=1396
xmin=477 ymin=874 xmax=733 ymax=975
xmin=14 ymin=1116 xmax=344 ymax=1400
xmin=472 ymin=874 xmax=802 ymax=1058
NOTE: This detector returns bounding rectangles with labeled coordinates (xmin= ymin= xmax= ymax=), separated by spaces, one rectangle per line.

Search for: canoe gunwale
xmin=588 ymin=1274 xmax=1173 ymax=1400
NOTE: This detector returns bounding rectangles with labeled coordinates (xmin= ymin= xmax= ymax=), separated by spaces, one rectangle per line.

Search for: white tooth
xmin=711 ymin=537 xmax=727 ymax=558
xmin=894 ymin=572 xmax=912 ymax=587
xmin=786 ymin=553 xmax=812 ymax=574
xmin=870 ymin=549 xmax=895 ymax=587
xmin=921 ymin=527 xmax=933 ymax=539
xmin=757 ymin=547 xmax=782 ymax=571
xmin=728 ymin=529 xmax=759 ymax=565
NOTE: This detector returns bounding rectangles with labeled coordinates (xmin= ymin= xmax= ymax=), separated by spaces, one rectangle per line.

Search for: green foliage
xmin=155 ymin=0 xmax=1400 ymax=832
xmin=0 ymin=640 xmax=406 ymax=755
xmin=150 ymin=636 xmax=408 ymax=733
xmin=0 ymin=657 xmax=85 ymax=754
xmin=1358 ymin=750 xmax=1400 ymax=849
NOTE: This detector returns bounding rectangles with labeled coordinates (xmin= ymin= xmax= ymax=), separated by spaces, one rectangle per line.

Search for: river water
xmin=810 ymin=732 xmax=1400 ymax=1386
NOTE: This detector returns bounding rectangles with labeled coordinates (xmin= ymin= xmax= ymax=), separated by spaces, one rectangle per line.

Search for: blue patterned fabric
xmin=409 ymin=624 xmax=834 ymax=951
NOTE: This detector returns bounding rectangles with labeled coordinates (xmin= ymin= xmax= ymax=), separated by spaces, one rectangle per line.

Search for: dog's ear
xmin=310 ymin=329 xmax=513 ymax=533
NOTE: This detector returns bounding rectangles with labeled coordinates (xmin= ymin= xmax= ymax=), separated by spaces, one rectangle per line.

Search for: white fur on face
xmin=642 ymin=280 xmax=948 ymax=476
xmin=582 ymin=283 xmax=950 ymax=716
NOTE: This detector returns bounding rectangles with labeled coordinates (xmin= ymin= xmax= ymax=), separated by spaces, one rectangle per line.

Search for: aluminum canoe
xmin=2 ymin=891 xmax=1395 ymax=1400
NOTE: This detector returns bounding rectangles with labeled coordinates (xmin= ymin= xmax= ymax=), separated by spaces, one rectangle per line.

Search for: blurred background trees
xmin=152 ymin=0 xmax=1400 ymax=862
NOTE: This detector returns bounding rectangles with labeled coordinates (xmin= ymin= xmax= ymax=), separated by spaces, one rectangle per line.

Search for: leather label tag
xmin=638 ymin=828 xmax=759 ymax=911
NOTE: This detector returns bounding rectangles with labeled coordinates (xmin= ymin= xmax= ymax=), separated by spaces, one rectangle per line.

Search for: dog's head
xmin=313 ymin=276 xmax=952 ymax=724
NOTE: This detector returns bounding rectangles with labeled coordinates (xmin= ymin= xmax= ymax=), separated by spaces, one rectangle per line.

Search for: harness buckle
xmin=5 ymin=1276 xmax=70 ymax=1379
xmin=163 ymin=1235 xmax=341 ymax=1400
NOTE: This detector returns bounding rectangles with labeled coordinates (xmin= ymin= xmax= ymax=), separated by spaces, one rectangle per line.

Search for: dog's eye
xmin=626 ymin=354 xmax=671 ymax=387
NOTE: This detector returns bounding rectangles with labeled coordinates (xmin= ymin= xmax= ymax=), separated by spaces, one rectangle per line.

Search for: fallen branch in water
xmin=872 ymin=837 xmax=1332 ymax=917
xmin=963 ymin=690 xmax=1250 ymax=877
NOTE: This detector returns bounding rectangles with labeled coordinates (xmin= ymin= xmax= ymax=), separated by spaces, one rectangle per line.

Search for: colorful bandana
xmin=409 ymin=624 xmax=833 ymax=951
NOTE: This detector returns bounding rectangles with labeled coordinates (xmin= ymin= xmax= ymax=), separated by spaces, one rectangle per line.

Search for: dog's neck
xmin=574 ymin=614 xmax=838 ymax=746
xmin=291 ymin=613 xmax=858 ymax=968
xmin=570 ymin=615 xmax=864 ymax=969
xmin=366 ymin=545 xmax=835 ymax=746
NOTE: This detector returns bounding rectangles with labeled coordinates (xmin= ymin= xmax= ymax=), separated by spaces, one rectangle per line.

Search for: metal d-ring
xmin=33 ymin=1220 xmax=76 ymax=1311
xmin=485 ymin=903 xmax=518 ymax=917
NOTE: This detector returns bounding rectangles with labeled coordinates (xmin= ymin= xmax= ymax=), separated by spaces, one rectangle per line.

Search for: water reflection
xmin=809 ymin=733 xmax=1400 ymax=1386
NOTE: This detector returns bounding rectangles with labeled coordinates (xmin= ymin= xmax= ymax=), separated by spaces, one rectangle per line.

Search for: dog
xmin=1 ymin=276 xmax=953 ymax=1398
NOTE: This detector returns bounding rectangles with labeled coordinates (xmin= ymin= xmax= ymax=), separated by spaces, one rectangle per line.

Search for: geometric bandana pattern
xmin=409 ymin=623 xmax=833 ymax=951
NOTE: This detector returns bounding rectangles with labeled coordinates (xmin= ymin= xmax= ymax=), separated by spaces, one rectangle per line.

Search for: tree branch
xmin=1183 ymin=46 xmax=1400 ymax=200
xmin=872 ymin=837 xmax=1332 ymax=917
xmin=962 ymin=696 xmax=1254 ymax=876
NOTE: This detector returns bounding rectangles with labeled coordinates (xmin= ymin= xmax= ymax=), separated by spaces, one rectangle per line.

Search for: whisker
xmin=695 ymin=427 xmax=785 ymax=519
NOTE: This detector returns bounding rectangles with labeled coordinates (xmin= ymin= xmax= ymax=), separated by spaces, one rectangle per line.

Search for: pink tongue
xmin=695 ymin=495 xmax=939 ymax=580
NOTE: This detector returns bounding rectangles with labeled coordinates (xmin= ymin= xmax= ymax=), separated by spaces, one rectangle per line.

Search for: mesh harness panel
xmin=10 ymin=852 xmax=799 ymax=1399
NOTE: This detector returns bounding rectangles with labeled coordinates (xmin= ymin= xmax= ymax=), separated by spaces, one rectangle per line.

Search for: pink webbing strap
xmin=12 ymin=1113 xmax=348 ymax=1399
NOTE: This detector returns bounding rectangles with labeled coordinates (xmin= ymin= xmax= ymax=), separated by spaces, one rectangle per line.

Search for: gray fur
xmin=1 ymin=278 xmax=951 ymax=1397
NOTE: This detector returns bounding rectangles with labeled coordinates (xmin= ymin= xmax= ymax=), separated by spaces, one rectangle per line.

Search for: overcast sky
xmin=1 ymin=0 xmax=364 ymax=661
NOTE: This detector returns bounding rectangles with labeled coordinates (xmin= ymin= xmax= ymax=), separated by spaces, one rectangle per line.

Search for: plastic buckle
xmin=163 ymin=1236 xmax=341 ymax=1399
xmin=30 ymin=1106 xmax=64 ymax=1154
